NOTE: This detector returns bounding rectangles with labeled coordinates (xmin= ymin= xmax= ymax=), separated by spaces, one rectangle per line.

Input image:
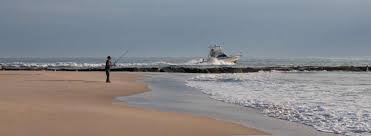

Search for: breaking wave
xmin=0 ymin=58 xmax=236 ymax=69
xmin=186 ymin=72 xmax=371 ymax=136
xmin=184 ymin=58 xmax=236 ymax=65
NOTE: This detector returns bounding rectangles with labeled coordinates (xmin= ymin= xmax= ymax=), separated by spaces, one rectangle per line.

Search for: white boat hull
xmin=217 ymin=55 xmax=240 ymax=63
xmin=206 ymin=55 xmax=240 ymax=64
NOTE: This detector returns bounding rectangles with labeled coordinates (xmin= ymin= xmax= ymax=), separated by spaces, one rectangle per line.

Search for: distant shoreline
xmin=1 ymin=65 xmax=369 ymax=73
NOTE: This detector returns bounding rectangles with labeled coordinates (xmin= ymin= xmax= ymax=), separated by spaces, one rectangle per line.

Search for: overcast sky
xmin=0 ymin=0 xmax=370 ymax=57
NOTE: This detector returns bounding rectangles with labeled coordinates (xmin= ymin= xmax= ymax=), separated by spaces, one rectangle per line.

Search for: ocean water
xmin=186 ymin=72 xmax=371 ymax=136
xmin=2 ymin=57 xmax=370 ymax=135
xmin=1 ymin=57 xmax=371 ymax=69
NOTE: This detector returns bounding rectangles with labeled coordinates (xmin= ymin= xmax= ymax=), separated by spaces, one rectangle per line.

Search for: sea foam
xmin=0 ymin=58 xmax=235 ymax=69
xmin=186 ymin=72 xmax=371 ymax=136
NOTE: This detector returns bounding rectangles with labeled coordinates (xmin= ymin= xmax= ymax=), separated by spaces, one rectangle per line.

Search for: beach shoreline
xmin=121 ymin=73 xmax=343 ymax=136
xmin=0 ymin=71 xmax=266 ymax=136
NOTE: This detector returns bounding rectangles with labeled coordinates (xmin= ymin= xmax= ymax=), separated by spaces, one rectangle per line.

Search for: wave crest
xmin=186 ymin=72 xmax=371 ymax=136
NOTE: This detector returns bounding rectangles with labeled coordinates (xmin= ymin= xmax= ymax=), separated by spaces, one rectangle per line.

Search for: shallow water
xmin=186 ymin=71 xmax=371 ymax=136
xmin=120 ymin=73 xmax=341 ymax=136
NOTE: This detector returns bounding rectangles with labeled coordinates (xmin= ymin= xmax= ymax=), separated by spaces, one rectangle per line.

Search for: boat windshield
xmin=209 ymin=46 xmax=228 ymax=58
xmin=217 ymin=54 xmax=228 ymax=58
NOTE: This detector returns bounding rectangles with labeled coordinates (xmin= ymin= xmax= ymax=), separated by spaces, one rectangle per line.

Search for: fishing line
xmin=113 ymin=50 xmax=129 ymax=65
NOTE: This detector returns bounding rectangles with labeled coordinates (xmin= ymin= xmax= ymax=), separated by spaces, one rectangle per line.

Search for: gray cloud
xmin=0 ymin=0 xmax=370 ymax=57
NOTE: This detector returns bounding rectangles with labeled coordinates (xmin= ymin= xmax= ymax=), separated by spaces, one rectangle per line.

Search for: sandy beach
xmin=0 ymin=71 xmax=266 ymax=136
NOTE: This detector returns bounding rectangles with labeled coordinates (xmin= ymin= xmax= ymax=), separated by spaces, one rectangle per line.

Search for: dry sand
xmin=0 ymin=71 xmax=266 ymax=136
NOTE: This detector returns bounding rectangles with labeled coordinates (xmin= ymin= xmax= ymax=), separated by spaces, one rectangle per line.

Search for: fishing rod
xmin=113 ymin=50 xmax=129 ymax=66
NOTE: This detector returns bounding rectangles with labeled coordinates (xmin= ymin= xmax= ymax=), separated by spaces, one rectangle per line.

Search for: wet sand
xmin=0 ymin=71 xmax=266 ymax=136
xmin=121 ymin=73 xmax=341 ymax=136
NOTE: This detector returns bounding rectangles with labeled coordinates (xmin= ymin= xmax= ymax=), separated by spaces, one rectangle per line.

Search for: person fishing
xmin=105 ymin=50 xmax=128 ymax=83
xmin=105 ymin=56 xmax=113 ymax=83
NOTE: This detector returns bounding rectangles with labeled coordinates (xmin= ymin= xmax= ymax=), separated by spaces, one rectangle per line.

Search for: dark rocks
xmin=0 ymin=65 xmax=369 ymax=73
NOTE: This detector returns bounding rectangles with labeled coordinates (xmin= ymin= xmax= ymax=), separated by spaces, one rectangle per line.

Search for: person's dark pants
xmin=105 ymin=69 xmax=110 ymax=83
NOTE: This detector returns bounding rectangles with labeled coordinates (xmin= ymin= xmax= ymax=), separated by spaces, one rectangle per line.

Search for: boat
xmin=201 ymin=45 xmax=241 ymax=64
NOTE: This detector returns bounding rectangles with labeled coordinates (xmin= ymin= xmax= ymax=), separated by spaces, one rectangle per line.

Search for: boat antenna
xmin=113 ymin=50 xmax=129 ymax=65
